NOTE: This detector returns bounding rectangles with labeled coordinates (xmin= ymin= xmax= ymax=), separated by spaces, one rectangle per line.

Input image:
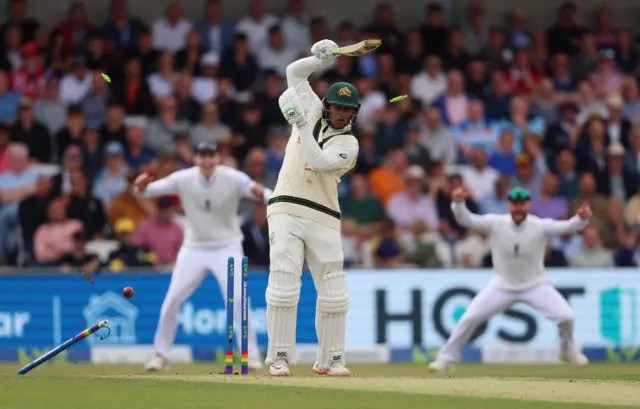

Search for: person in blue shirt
xmin=493 ymin=95 xmax=545 ymax=154
xmin=0 ymin=71 xmax=20 ymax=124
xmin=0 ymin=143 xmax=38 ymax=260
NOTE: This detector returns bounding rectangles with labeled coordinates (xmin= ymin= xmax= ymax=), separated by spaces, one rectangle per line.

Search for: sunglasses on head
xmin=508 ymin=187 xmax=531 ymax=201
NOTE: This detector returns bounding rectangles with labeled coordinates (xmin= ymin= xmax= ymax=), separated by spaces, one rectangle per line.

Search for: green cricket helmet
xmin=322 ymin=81 xmax=360 ymax=126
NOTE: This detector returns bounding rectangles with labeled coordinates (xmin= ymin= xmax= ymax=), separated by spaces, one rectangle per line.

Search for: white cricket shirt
xmin=137 ymin=166 xmax=257 ymax=249
xmin=451 ymin=202 xmax=589 ymax=290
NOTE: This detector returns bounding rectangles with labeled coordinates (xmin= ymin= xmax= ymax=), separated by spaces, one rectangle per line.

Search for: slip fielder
xmin=429 ymin=187 xmax=592 ymax=372
xmin=133 ymin=142 xmax=271 ymax=372
xmin=265 ymin=39 xmax=360 ymax=376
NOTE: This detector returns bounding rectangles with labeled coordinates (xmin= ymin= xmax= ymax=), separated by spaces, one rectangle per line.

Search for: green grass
xmin=1 ymin=363 xmax=639 ymax=409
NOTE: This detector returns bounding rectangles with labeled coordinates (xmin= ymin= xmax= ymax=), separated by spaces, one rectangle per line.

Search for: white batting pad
xmin=265 ymin=270 xmax=301 ymax=365
xmin=315 ymin=271 xmax=349 ymax=369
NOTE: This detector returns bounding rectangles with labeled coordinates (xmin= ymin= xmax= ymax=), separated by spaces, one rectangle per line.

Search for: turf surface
xmin=1 ymin=363 xmax=638 ymax=409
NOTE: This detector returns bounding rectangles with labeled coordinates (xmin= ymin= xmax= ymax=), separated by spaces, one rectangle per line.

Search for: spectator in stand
xmin=100 ymin=0 xmax=143 ymax=53
xmin=175 ymin=29 xmax=204 ymax=74
xmin=1 ymin=25 xmax=22 ymax=71
xmin=281 ymin=0 xmax=310 ymax=54
xmin=100 ymin=102 xmax=127 ymax=147
xmin=93 ymin=141 xmax=129 ymax=207
xmin=82 ymin=72 xmax=110 ymax=129
xmin=195 ymin=0 xmax=235 ymax=56
xmin=144 ymin=97 xmax=190 ymax=153
xmin=125 ymin=118 xmax=155 ymax=170
xmin=478 ymin=175 xmax=509 ymax=214
xmin=235 ymin=0 xmax=278 ymax=54
xmin=432 ymin=70 xmax=469 ymax=126
xmin=0 ymin=127 xmax=10 ymax=172
xmin=81 ymin=128 xmax=105 ymax=181
xmin=132 ymin=196 xmax=182 ymax=265
xmin=0 ymin=70 xmax=20 ymax=124
xmin=51 ymin=145 xmax=82 ymax=196
xmin=55 ymin=104 xmax=85 ymax=160
xmin=33 ymin=198 xmax=83 ymax=266
xmin=444 ymin=26 xmax=469 ymax=72
xmin=151 ymin=1 xmax=191 ymax=52
xmin=18 ymin=175 xmax=53 ymax=257
xmin=34 ymin=76 xmax=66 ymax=136
xmin=615 ymin=232 xmax=640 ymax=267
xmin=605 ymin=93 xmax=630 ymax=147
xmin=465 ymin=58 xmax=489 ymax=99
xmin=404 ymin=121 xmax=430 ymax=166
xmin=341 ymin=173 xmax=385 ymax=230
xmin=85 ymin=34 xmax=113 ymax=73
xmin=9 ymin=98 xmax=51 ymax=163
xmin=53 ymin=2 xmax=93 ymax=55
xmin=125 ymin=27 xmax=157 ymax=78
xmin=368 ymin=217 xmax=404 ymax=268
xmin=454 ymin=98 xmax=495 ymax=155
xmin=421 ymin=106 xmax=456 ymax=164
xmin=59 ymin=56 xmax=93 ymax=105
xmin=386 ymin=165 xmax=439 ymax=231
xmin=254 ymin=70 xmax=286 ymax=128
xmin=504 ymin=47 xmax=541 ymax=95
xmin=0 ymin=143 xmax=36 ymax=260
xmin=462 ymin=0 xmax=489 ymax=56
xmin=0 ymin=0 xmax=40 ymax=43
xmin=11 ymin=42 xmax=45 ymax=100
xmin=257 ymin=25 xmax=297 ymax=76
xmin=369 ymin=148 xmax=408 ymax=206
xmin=488 ymin=129 xmax=516 ymax=175
xmin=106 ymin=217 xmax=155 ymax=271
xmin=569 ymin=226 xmax=614 ymax=267
xmin=192 ymin=53 xmax=220 ymax=105
xmin=507 ymin=9 xmax=531 ymax=49
xmin=571 ymin=172 xmax=608 ymax=221
xmin=112 ymin=57 xmax=155 ymax=116
xmin=550 ymin=53 xmax=576 ymax=92
xmin=241 ymin=202 xmax=270 ymax=266
xmin=173 ymin=73 xmax=200 ymax=123
xmin=189 ymin=102 xmax=231 ymax=146
xmin=461 ymin=147 xmax=499 ymax=201
xmin=576 ymin=81 xmax=607 ymax=124
xmin=220 ymin=33 xmax=259 ymax=93
xmin=58 ymin=231 xmax=100 ymax=271
xmin=483 ymin=70 xmax=511 ymax=120
xmin=148 ymin=52 xmax=178 ymax=101
xmin=591 ymin=48 xmax=623 ymax=96
xmin=510 ymin=153 xmax=545 ymax=199
xmin=496 ymin=96 xmax=545 ymax=154
xmin=531 ymin=173 xmax=569 ymax=219
xmin=419 ymin=3 xmax=447 ymax=56
xmin=411 ymin=54 xmax=446 ymax=108
xmin=615 ymin=29 xmax=637 ymax=75
xmin=436 ymin=166 xmax=479 ymax=235
xmin=66 ymin=171 xmax=106 ymax=239
xmin=544 ymin=101 xmax=580 ymax=154
xmin=598 ymin=143 xmax=638 ymax=201
xmin=546 ymin=2 xmax=586 ymax=56
xmin=531 ymin=78 xmax=560 ymax=127
xmin=107 ymin=173 xmax=157 ymax=228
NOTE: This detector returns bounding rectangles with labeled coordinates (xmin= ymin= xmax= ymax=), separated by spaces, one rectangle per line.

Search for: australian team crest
xmin=338 ymin=87 xmax=352 ymax=97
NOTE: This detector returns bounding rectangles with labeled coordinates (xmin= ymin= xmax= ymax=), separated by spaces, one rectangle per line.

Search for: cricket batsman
xmin=265 ymin=39 xmax=359 ymax=376
xmin=429 ymin=186 xmax=592 ymax=372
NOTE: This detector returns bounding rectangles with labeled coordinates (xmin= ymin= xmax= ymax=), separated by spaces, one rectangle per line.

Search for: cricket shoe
xmin=269 ymin=359 xmax=290 ymax=376
xmin=562 ymin=348 xmax=589 ymax=367
xmin=428 ymin=360 xmax=454 ymax=373
xmin=145 ymin=354 xmax=169 ymax=372
xmin=248 ymin=359 xmax=263 ymax=371
xmin=312 ymin=362 xmax=351 ymax=377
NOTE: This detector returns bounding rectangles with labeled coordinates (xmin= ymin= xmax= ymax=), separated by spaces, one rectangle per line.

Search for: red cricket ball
xmin=122 ymin=286 xmax=135 ymax=299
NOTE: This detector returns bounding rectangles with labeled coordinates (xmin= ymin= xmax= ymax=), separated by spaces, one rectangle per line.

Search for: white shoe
xmin=145 ymin=354 xmax=169 ymax=372
xmin=269 ymin=359 xmax=290 ymax=376
xmin=562 ymin=348 xmax=589 ymax=367
xmin=428 ymin=360 xmax=454 ymax=373
xmin=248 ymin=359 xmax=263 ymax=371
xmin=312 ymin=361 xmax=351 ymax=377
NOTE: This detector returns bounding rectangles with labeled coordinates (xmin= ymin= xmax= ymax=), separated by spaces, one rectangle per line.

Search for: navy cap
xmin=194 ymin=141 xmax=217 ymax=154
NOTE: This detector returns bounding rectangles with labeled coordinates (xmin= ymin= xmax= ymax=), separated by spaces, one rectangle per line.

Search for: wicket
xmin=224 ymin=256 xmax=249 ymax=375
xmin=17 ymin=320 xmax=110 ymax=375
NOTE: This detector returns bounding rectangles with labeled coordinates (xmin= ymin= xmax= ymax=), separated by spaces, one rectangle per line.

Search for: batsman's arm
xmin=286 ymin=57 xmax=324 ymax=109
xmin=298 ymin=125 xmax=358 ymax=171
xmin=450 ymin=202 xmax=496 ymax=234
xmin=541 ymin=216 xmax=589 ymax=237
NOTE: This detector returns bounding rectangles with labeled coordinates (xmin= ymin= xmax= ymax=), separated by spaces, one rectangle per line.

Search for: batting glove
xmin=311 ymin=39 xmax=338 ymax=66
xmin=279 ymin=88 xmax=307 ymax=127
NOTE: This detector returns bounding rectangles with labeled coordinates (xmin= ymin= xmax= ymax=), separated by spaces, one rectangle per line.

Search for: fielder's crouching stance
xmin=134 ymin=142 xmax=271 ymax=372
xmin=265 ymin=39 xmax=360 ymax=376
xmin=429 ymin=187 xmax=592 ymax=372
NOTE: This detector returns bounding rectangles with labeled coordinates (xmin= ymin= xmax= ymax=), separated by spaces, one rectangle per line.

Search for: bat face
xmin=333 ymin=40 xmax=382 ymax=56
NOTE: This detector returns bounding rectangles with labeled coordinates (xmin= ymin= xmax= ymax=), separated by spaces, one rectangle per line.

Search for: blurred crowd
xmin=0 ymin=0 xmax=639 ymax=270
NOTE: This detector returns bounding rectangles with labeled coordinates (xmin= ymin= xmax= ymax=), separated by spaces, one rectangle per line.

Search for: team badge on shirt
xmin=269 ymin=232 xmax=275 ymax=244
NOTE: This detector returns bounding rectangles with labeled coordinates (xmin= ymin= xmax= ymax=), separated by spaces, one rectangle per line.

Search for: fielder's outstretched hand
xmin=576 ymin=202 xmax=593 ymax=220
xmin=311 ymin=39 xmax=338 ymax=66
xmin=134 ymin=173 xmax=153 ymax=192
xmin=451 ymin=186 xmax=471 ymax=203
xmin=279 ymin=88 xmax=306 ymax=126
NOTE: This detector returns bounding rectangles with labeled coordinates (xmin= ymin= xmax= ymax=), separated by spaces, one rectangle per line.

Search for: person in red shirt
xmin=10 ymin=42 xmax=45 ymax=100
xmin=504 ymin=48 xmax=541 ymax=95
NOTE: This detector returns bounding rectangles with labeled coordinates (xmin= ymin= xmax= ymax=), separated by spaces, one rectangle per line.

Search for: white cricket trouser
xmin=153 ymin=243 xmax=260 ymax=361
xmin=437 ymin=282 xmax=576 ymax=362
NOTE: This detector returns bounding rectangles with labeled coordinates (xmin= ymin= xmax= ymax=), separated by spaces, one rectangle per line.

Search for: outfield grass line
xmin=93 ymin=375 xmax=640 ymax=407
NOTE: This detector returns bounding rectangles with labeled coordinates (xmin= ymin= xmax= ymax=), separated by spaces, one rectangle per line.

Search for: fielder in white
xmin=133 ymin=142 xmax=272 ymax=372
xmin=265 ymin=39 xmax=359 ymax=376
xmin=429 ymin=186 xmax=592 ymax=372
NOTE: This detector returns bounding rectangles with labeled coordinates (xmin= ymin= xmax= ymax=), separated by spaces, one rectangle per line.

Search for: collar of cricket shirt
xmin=198 ymin=168 xmax=217 ymax=186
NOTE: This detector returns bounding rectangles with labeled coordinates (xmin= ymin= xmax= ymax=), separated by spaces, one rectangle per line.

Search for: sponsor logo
xmin=83 ymin=292 xmax=138 ymax=344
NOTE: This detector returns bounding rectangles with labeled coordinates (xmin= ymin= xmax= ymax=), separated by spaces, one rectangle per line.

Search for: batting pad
xmin=315 ymin=271 xmax=349 ymax=369
xmin=265 ymin=270 xmax=301 ymax=365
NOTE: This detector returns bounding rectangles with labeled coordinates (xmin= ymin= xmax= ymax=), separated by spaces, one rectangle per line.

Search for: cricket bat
xmin=332 ymin=39 xmax=382 ymax=56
